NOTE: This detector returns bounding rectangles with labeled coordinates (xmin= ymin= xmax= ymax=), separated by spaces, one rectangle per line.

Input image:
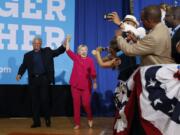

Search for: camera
xmin=104 ymin=13 xmax=113 ymax=20
xmin=96 ymin=47 xmax=109 ymax=52
xmin=122 ymin=32 xmax=128 ymax=38
xmin=101 ymin=47 xmax=109 ymax=51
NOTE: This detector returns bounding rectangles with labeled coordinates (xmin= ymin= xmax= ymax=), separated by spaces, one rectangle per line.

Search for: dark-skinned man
xmin=110 ymin=5 xmax=175 ymax=66
xmin=165 ymin=6 xmax=180 ymax=64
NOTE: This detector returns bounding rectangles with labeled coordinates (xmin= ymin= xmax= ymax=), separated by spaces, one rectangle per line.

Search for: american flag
xmin=113 ymin=64 xmax=180 ymax=135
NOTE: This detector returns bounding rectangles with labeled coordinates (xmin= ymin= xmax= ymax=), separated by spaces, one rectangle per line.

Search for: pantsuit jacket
xmin=66 ymin=50 xmax=96 ymax=90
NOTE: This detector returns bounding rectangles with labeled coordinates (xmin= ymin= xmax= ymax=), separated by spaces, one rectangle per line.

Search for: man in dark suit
xmin=165 ymin=6 xmax=180 ymax=63
xmin=16 ymin=36 xmax=66 ymax=128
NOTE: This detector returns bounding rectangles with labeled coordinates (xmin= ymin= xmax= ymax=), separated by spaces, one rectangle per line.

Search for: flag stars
xmin=168 ymin=104 xmax=175 ymax=113
xmin=147 ymin=79 xmax=156 ymax=87
xmin=154 ymin=98 xmax=162 ymax=106
xmin=144 ymin=66 xmax=180 ymax=124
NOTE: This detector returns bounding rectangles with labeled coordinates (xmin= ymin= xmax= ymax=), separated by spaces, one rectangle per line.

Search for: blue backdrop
xmin=133 ymin=0 xmax=180 ymax=21
xmin=75 ymin=0 xmax=130 ymax=116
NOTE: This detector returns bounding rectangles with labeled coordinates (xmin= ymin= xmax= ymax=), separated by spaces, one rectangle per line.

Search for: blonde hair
xmin=77 ymin=44 xmax=88 ymax=54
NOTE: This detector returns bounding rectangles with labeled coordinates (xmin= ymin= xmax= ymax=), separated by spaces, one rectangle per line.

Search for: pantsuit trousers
xmin=71 ymin=86 xmax=92 ymax=125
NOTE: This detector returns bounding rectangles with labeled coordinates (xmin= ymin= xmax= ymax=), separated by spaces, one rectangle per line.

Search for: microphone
xmin=91 ymin=50 xmax=97 ymax=55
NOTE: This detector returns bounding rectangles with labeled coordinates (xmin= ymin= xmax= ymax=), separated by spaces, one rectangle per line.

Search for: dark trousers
xmin=29 ymin=75 xmax=50 ymax=124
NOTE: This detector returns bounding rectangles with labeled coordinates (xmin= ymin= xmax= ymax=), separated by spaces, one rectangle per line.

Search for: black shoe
xmin=45 ymin=119 xmax=51 ymax=127
xmin=31 ymin=124 xmax=41 ymax=128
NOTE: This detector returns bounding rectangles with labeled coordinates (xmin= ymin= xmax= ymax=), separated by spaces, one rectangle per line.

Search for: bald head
xmin=142 ymin=5 xmax=161 ymax=23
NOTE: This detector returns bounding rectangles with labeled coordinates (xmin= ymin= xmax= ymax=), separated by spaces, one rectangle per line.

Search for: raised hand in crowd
xmin=63 ymin=35 xmax=71 ymax=51
xmin=92 ymin=47 xmax=121 ymax=68
xmin=107 ymin=12 xmax=122 ymax=26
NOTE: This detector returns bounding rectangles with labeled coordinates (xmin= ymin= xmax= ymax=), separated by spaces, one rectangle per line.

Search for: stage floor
xmin=0 ymin=117 xmax=114 ymax=135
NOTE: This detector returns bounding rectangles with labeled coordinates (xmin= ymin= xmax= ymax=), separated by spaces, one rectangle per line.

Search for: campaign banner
xmin=0 ymin=0 xmax=75 ymax=84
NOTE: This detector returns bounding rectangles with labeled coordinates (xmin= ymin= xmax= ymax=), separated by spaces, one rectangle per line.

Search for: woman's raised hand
xmin=64 ymin=34 xmax=71 ymax=50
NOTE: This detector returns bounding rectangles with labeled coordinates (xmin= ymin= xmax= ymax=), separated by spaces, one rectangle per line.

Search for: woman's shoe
xmin=88 ymin=120 xmax=93 ymax=128
xmin=73 ymin=125 xmax=80 ymax=130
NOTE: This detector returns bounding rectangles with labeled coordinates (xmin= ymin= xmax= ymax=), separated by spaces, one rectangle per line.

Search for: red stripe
xmin=134 ymin=70 xmax=162 ymax=135
xmin=114 ymin=74 xmax=138 ymax=135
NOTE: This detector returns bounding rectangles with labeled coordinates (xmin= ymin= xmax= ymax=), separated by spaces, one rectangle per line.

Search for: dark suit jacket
xmin=18 ymin=45 xmax=66 ymax=84
xmin=172 ymin=28 xmax=180 ymax=64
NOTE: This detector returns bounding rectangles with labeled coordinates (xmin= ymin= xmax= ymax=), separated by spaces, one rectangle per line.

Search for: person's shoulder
xmin=159 ymin=22 xmax=166 ymax=28
xmin=87 ymin=56 xmax=94 ymax=62
xmin=43 ymin=47 xmax=51 ymax=50
xmin=175 ymin=28 xmax=180 ymax=35
xmin=41 ymin=47 xmax=52 ymax=53
xmin=149 ymin=23 xmax=168 ymax=37
xmin=25 ymin=50 xmax=33 ymax=56
xmin=172 ymin=28 xmax=180 ymax=41
xmin=153 ymin=23 xmax=167 ymax=31
xmin=21 ymin=51 xmax=33 ymax=60
xmin=141 ymin=33 xmax=154 ymax=41
xmin=177 ymin=27 xmax=180 ymax=31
